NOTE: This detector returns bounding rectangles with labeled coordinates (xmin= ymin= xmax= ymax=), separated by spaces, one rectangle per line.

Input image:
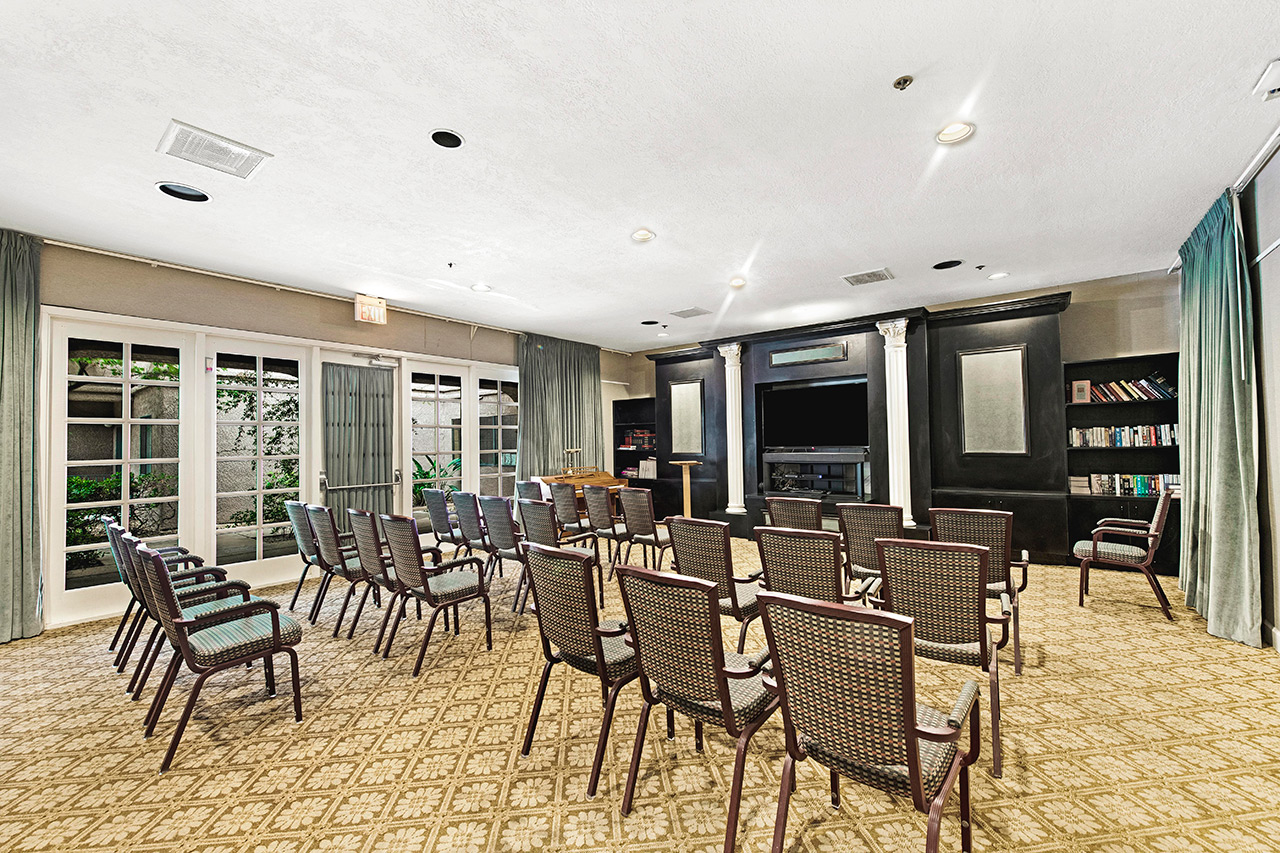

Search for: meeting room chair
xmin=759 ymin=591 xmax=980 ymax=853
xmin=516 ymin=498 xmax=603 ymax=611
xmin=876 ymin=538 xmax=1009 ymax=777
xmin=516 ymin=480 xmax=544 ymax=502
xmin=583 ymin=483 xmax=631 ymax=571
xmin=755 ymin=526 xmax=868 ymax=604
xmin=765 ymin=496 xmax=824 ymax=531
xmin=617 ymin=487 xmax=670 ymax=569
xmin=346 ymin=509 xmax=401 ymax=649
xmin=101 ymin=514 xmax=204 ymax=653
xmin=283 ymin=500 xmax=325 ymax=613
xmin=931 ymin=507 xmax=1027 ymax=674
xmin=478 ymin=495 xmax=525 ymax=594
xmin=450 ymin=491 xmax=492 ymax=561
xmin=520 ymin=543 xmax=638 ymax=798
xmin=422 ymin=488 xmax=465 ymax=557
xmin=1075 ymin=488 xmax=1176 ymax=620
xmin=305 ymin=503 xmax=377 ymax=638
xmin=836 ymin=502 xmax=904 ymax=591
xmin=666 ymin=516 xmax=763 ymax=653
xmin=549 ymin=481 xmax=591 ymax=536
xmin=615 ymin=565 xmax=777 ymax=853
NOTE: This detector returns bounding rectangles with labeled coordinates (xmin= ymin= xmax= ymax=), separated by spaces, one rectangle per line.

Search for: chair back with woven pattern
xmin=422 ymin=489 xmax=456 ymax=543
xmin=347 ymin=509 xmax=391 ymax=586
xmin=479 ymin=496 xmax=519 ymax=551
xmin=548 ymin=482 xmax=583 ymax=528
xmin=1149 ymin=489 xmax=1173 ymax=548
xmin=755 ymin=527 xmax=845 ymax=602
xmin=305 ymin=504 xmax=357 ymax=578
xmin=133 ymin=542 xmax=184 ymax=648
xmin=380 ymin=514 xmax=428 ymax=592
xmin=516 ymin=481 xmax=543 ymax=502
xmin=667 ymin=516 xmax=735 ymax=602
xmin=517 ymin=499 xmax=560 ymax=548
xmin=117 ymin=531 xmax=159 ymax=619
xmin=757 ymin=591 xmax=925 ymax=806
xmin=876 ymin=539 xmax=988 ymax=653
xmin=525 ymin=543 xmax=606 ymax=667
xmin=929 ymin=507 xmax=1012 ymax=592
xmin=617 ymin=488 xmax=658 ymax=537
xmin=766 ymin=497 xmax=824 ymax=531
xmin=615 ymin=566 xmax=730 ymax=725
xmin=837 ymin=503 xmax=903 ymax=574
xmin=582 ymin=484 xmax=617 ymax=533
xmin=102 ymin=516 xmax=130 ymax=586
xmin=285 ymin=500 xmax=318 ymax=562
xmin=452 ymin=492 xmax=486 ymax=545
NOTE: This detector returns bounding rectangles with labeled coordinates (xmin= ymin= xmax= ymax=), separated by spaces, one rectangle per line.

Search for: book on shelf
xmin=1082 ymin=472 xmax=1180 ymax=496
xmin=638 ymin=457 xmax=658 ymax=479
xmin=1067 ymin=423 xmax=1178 ymax=447
xmin=620 ymin=466 xmax=640 ymax=478
xmin=1076 ymin=371 xmax=1177 ymax=403
xmin=620 ymin=429 xmax=656 ymax=450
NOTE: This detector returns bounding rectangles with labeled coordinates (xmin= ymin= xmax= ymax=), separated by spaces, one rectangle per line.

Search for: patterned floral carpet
xmin=1 ymin=543 xmax=1279 ymax=853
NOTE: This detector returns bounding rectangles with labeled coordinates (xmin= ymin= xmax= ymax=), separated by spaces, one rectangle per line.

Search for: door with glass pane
xmin=478 ymin=376 xmax=518 ymax=497
xmin=60 ymin=334 xmax=183 ymax=592
xmin=409 ymin=369 xmax=465 ymax=519
xmin=213 ymin=351 xmax=304 ymax=565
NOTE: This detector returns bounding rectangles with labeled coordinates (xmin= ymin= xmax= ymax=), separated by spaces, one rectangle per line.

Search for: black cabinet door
xmin=931 ymin=489 xmax=1069 ymax=562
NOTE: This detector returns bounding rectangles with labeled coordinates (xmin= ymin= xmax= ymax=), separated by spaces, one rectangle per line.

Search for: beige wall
xmin=1058 ymin=272 xmax=1180 ymax=363
xmin=1251 ymin=157 xmax=1280 ymax=647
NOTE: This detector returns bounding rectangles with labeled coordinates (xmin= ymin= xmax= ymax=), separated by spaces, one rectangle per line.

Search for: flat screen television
xmin=760 ymin=379 xmax=868 ymax=448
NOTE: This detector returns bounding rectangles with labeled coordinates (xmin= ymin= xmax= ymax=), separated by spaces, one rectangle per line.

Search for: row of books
xmin=1068 ymin=423 xmax=1178 ymax=448
xmin=1076 ymin=372 xmax=1177 ymax=403
xmin=1068 ymin=473 xmax=1181 ymax=496
xmin=619 ymin=429 xmax=656 ymax=450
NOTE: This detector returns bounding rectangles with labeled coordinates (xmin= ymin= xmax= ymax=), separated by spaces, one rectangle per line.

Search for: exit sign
xmin=355 ymin=294 xmax=387 ymax=325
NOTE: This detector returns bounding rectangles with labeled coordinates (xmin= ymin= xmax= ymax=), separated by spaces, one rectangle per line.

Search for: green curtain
xmin=1 ymin=231 xmax=42 ymax=643
xmin=1178 ymin=190 xmax=1261 ymax=646
xmin=321 ymin=363 xmax=396 ymax=530
xmin=516 ymin=333 xmax=604 ymax=479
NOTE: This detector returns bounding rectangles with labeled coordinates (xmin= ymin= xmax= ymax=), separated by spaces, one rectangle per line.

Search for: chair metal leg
xmin=666 ymin=706 xmax=675 ymax=740
xmin=373 ymin=592 xmax=400 ymax=654
xmin=588 ymin=678 xmax=628 ymax=797
xmin=1078 ymin=559 xmax=1090 ymax=605
xmin=116 ymin=611 xmax=148 ymax=673
xmin=412 ymin=608 xmax=445 ymax=677
xmin=481 ymin=596 xmax=492 ymax=650
xmin=694 ymin=720 xmax=703 ymax=753
xmin=770 ymin=755 xmax=796 ymax=853
xmin=285 ymin=647 xmax=303 ymax=722
xmin=309 ymin=571 xmax=334 ymax=625
xmin=114 ymin=608 xmax=145 ymax=670
xmin=723 ymin=717 xmax=767 ymax=853
xmin=288 ymin=563 xmax=311 ymax=611
xmin=333 ymin=582 xmax=357 ymax=638
xmin=132 ymin=630 xmax=167 ymax=701
xmin=989 ymin=651 xmax=1002 ymax=778
xmin=346 ymin=583 xmax=373 ymax=639
xmin=109 ymin=599 xmax=136 ymax=652
xmin=1012 ymin=598 xmax=1023 ymax=675
xmin=127 ymin=624 xmax=161 ymax=694
xmin=264 ymin=654 xmax=276 ymax=697
xmin=145 ymin=652 xmax=182 ymax=736
xmin=596 ymin=561 xmax=605 ymax=608
xmin=521 ymin=661 xmax=555 ymax=756
xmin=1140 ymin=565 xmax=1174 ymax=620
xmin=830 ymin=769 xmax=840 ymax=807
xmin=960 ymin=761 xmax=972 ymax=852
xmin=383 ymin=596 xmax=410 ymax=659
xmin=621 ymin=701 xmax=652 ymax=815
xmin=161 ymin=666 xmax=217 ymax=772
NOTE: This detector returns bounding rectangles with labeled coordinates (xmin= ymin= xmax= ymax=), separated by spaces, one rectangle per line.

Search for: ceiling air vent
xmin=842 ymin=268 xmax=894 ymax=287
xmin=157 ymin=120 xmax=272 ymax=179
xmin=670 ymin=306 xmax=712 ymax=319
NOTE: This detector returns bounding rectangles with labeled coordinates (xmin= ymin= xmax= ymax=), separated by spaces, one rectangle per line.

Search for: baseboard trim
xmin=1265 ymin=619 xmax=1279 ymax=651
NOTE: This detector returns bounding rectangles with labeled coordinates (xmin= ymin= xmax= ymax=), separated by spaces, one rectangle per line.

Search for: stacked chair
xmin=666 ymin=516 xmax=763 ymax=653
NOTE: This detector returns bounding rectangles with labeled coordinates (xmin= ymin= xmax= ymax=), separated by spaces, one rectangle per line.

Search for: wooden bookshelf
xmin=612 ymin=397 xmax=656 ymax=482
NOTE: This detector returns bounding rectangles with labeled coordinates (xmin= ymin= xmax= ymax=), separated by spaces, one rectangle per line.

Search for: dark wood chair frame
xmin=615 ymin=565 xmax=778 ymax=853
xmin=1078 ymin=489 xmax=1175 ymax=620
xmin=617 ymin=487 xmax=671 ymax=569
xmin=516 ymin=498 xmax=604 ymax=613
xmin=754 ymin=526 xmax=874 ymax=604
xmin=765 ymin=496 xmax=825 ymax=531
xmin=758 ymin=591 xmax=980 ymax=853
xmin=665 ymin=515 xmax=764 ymax=653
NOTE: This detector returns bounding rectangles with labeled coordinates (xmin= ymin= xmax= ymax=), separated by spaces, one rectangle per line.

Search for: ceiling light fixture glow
xmin=936 ymin=122 xmax=975 ymax=144
xmin=471 ymin=283 xmax=492 ymax=292
xmin=631 ymin=228 xmax=656 ymax=242
xmin=156 ymin=182 xmax=209 ymax=202
xmin=987 ymin=272 xmax=1010 ymax=280
xmin=657 ymin=332 xmax=670 ymax=337
xmin=729 ymin=277 xmax=746 ymax=289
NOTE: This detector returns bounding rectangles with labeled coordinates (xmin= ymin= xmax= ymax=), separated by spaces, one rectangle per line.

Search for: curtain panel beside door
xmin=516 ymin=334 xmax=604 ymax=479
xmin=321 ymin=363 xmax=396 ymax=529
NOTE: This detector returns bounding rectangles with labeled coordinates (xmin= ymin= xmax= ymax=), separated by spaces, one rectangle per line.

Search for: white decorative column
xmin=876 ymin=319 xmax=915 ymax=526
xmin=718 ymin=343 xmax=747 ymax=514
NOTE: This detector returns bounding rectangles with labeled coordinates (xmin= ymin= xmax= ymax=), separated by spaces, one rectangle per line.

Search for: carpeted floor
xmin=1 ymin=543 xmax=1279 ymax=853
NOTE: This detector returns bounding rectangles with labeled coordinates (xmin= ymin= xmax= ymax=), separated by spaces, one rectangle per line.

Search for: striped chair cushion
xmin=425 ymin=570 xmax=482 ymax=605
xmin=187 ymin=612 xmax=303 ymax=666
xmin=183 ymin=594 xmax=268 ymax=623
xmin=801 ymin=702 xmax=957 ymax=800
xmin=176 ymin=580 xmax=244 ymax=607
xmin=595 ymin=524 xmax=629 ymax=540
xmin=559 ymin=619 xmax=638 ymax=682
xmin=659 ymin=653 xmax=771 ymax=729
xmin=1073 ymin=540 xmax=1147 ymax=564
xmin=720 ymin=582 xmax=760 ymax=620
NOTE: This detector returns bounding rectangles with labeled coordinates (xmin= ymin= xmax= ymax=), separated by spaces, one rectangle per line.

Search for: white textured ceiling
xmin=2 ymin=2 xmax=1278 ymax=352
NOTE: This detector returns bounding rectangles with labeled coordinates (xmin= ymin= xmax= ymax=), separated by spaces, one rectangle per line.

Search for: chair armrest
xmin=177 ymin=598 xmax=278 ymax=630
xmin=430 ymin=556 xmax=484 ymax=573
xmin=155 ymin=545 xmax=189 ymax=555
xmin=762 ymin=674 xmax=779 ymax=694
xmin=1097 ymin=517 xmax=1149 ymax=528
xmin=596 ymin=622 xmax=628 ymax=638
xmin=1000 ymin=592 xmax=1012 ymax=616
xmin=846 ymin=576 xmax=881 ymax=604
xmin=947 ymin=680 xmax=980 ymax=729
xmin=560 ymin=531 xmax=597 ymax=546
xmin=1092 ymin=526 xmax=1151 ymax=538
xmin=337 ymin=531 xmax=355 ymax=543
xmin=423 ymin=546 xmax=444 ymax=564
xmin=164 ymin=554 xmax=206 ymax=568
xmin=176 ymin=579 xmax=250 ymax=602
xmin=743 ymin=567 xmax=764 ymax=582
xmin=724 ymin=647 xmax=771 ymax=678
xmin=171 ymin=566 xmax=227 ymax=583
xmin=1015 ymin=551 xmax=1030 ymax=593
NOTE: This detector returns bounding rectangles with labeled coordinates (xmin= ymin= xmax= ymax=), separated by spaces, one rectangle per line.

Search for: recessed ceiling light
xmin=640 ymin=320 xmax=660 ymax=326
xmin=156 ymin=182 xmax=209 ymax=202
xmin=657 ymin=332 xmax=670 ymax=338
xmin=987 ymin=272 xmax=1010 ymax=280
xmin=933 ymin=259 xmax=964 ymax=270
xmin=729 ymin=277 xmax=746 ymax=289
xmin=936 ymin=122 xmax=975 ymax=144
xmin=431 ymin=129 xmax=464 ymax=149
xmin=631 ymin=228 xmax=656 ymax=243
xmin=471 ymin=283 xmax=492 ymax=292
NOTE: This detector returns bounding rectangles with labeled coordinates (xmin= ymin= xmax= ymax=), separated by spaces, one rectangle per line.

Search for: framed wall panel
xmin=669 ymin=379 xmax=704 ymax=455
xmin=957 ymin=345 xmax=1030 ymax=456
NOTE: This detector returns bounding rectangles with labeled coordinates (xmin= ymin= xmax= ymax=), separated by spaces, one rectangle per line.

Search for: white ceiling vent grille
xmin=157 ymin=120 xmax=272 ymax=179
xmin=670 ymin=306 xmax=712 ymax=319
xmin=842 ymin=268 xmax=894 ymax=287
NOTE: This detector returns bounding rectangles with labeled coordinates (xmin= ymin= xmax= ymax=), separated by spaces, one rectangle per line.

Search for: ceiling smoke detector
xmin=842 ymin=268 xmax=894 ymax=287
xmin=670 ymin=306 xmax=712 ymax=319
xmin=157 ymin=120 xmax=272 ymax=179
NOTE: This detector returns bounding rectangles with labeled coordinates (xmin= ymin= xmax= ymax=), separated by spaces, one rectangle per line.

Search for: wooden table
xmin=670 ymin=460 xmax=702 ymax=517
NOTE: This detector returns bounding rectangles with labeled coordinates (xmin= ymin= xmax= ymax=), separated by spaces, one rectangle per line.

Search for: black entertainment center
xmin=758 ymin=377 xmax=870 ymax=501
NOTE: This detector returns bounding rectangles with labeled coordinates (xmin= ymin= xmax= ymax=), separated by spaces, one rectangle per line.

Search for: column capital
xmin=876 ymin=318 xmax=909 ymax=347
xmin=717 ymin=343 xmax=742 ymax=366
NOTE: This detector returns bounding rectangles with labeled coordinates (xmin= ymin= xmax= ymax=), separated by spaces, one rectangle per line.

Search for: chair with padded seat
xmin=517 ymin=499 xmax=602 ymax=612
xmin=615 ymin=565 xmax=778 ymax=853
xmin=666 ymin=516 xmax=763 ymax=653
xmin=450 ymin=491 xmax=492 ymax=564
xmin=422 ymin=488 xmax=465 ymax=557
xmin=583 ymin=484 xmax=631 ymax=571
xmin=836 ymin=502 xmax=904 ymax=590
xmin=305 ymin=504 xmax=376 ymax=637
xmin=346 ymin=508 xmax=401 ymax=648
xmin=617 ymin=487 xmax=670 ymax=569
xmin=765 ymin=496 xmax=825 ymax=531
xmin=931 ymin=507 xmax=1028 ymax=674
xmin=378 ymin=513 xmax=492 ymax=675
xmin=516 ymin=480 xmax=544 ymax=502
xmin=549 ymin=481 xmax=591 ymax=537
xmin=876 ymin=538 xmax=1010 ymax=777
xmin=478 ymin=495 xmax=525 ymax=598
xmin=137 ymin=545 xmax=303 ymax=772
xmin=283 ymin=500 xmax=325 ymax=613
xmin=1075 ymin=488 xmax=1175 ymax=620
xmin=759 ymin=590 xmax=981 ymax=853
xmin=755 ymin=526 xmax=869 ymax=604
xmin=101 ymin=514 xmax=203 ymax=655
xmin=520 ymin=543 xmax=639 ymax=797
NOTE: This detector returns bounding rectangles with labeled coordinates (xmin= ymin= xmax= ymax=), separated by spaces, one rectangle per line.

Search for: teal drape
xmin=321 ymin=363 xmax=396 ymax=530
xmin=1 ymin=231 xmax=42 ymax=643
xmin=516 ymin=333 xmax=605 ymax=479
xmin=1178 ymin=190 xmax=1261 ymax=646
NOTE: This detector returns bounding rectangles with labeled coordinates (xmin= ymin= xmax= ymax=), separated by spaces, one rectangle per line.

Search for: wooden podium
xmin=670 ymin=460 xmax=702 ymax=517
